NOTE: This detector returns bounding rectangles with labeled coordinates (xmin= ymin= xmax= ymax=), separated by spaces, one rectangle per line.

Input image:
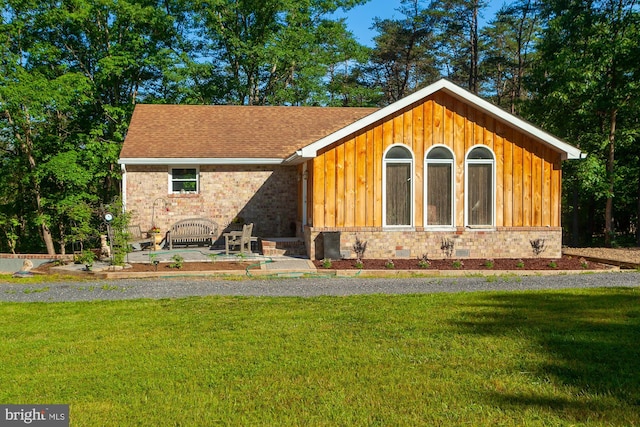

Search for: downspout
xmin=302 ymin=162 xmax=308 ymax=232
xmin=121 ymin=164 xmax=127 ymax=213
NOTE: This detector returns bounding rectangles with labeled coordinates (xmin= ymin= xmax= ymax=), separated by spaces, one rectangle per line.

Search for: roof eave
xmin=438 ymin=84 xmax=584 ymax=160
xmin=297 ymin=78 xmax=583 ymax=161
xmin=283 ymin=150 xmax=316 ymax=165
xmin=118 ymin=158 xmax=285 ymax=165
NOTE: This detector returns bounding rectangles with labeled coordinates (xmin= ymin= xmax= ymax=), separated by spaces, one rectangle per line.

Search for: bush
xmin=170 ymin=254 xmax=184 ymax=269
xmin=77 ymin=250 xmax=96 ymax=270
xmin=417 ymin=254 xmax=430 ymax=269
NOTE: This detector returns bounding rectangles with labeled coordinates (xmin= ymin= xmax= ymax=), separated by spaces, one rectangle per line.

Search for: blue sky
xmin=338 ymin=0 xmax=505 ymax=46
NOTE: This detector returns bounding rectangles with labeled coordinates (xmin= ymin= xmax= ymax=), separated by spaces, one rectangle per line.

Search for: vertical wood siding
xmin=310 ymin=92 xmax=563 ymax=229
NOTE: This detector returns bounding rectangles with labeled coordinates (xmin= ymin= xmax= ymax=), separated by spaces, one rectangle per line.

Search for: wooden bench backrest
xmin=170 ymin=218 xmax=217 ymax=236
xmin=107 ymin=224 xmax=152 ymax=246
xmin=128 ymin=225 xmax=145 ymax=239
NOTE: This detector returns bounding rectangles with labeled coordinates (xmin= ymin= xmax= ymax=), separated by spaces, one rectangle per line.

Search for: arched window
xmin=465 ymin=146 xmax=495 ymax=227
xmin=383 ymin=145 xmax=413 ymax=227
xmin=425 ymin=146 xmax=454 ymax=227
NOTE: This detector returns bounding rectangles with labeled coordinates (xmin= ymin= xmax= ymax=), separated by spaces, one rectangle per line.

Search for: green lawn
xmin=1 ymin=288 xmax=639 ymax=426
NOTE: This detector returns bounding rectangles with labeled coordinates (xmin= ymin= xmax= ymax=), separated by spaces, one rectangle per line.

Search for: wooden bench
xmin=167 ymin=218 xmax=218 ymax=249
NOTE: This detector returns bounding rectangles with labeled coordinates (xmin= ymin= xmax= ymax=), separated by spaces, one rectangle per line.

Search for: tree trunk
xmin=469 ymin=0 xmax=479 ymax=93
xmin=31 ymin=159 xmax=56 ymax=255
xmin=604 ymin=109 xmax=617 ymax=247
xmin=41 ymin=222 xmax=57 ymax=255
xmin=571 ymin=183 xmax=580 ymax=246
xmin=6 ymin=107 xmax=57 ymax=255
xmin=637 ymin=174 xmax=640 ymax=246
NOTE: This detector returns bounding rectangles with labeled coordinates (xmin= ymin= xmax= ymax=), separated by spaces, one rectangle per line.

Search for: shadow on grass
xmin=452 ymin=288 xmax=640 ymax=416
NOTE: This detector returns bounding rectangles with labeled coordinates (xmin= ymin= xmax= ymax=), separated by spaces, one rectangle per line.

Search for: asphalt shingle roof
xmin=120 ymin=104 xmax=379 ymax=160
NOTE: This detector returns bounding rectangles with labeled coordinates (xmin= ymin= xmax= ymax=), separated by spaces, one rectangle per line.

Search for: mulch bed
xmin=31 ymin=261 xmax=254 ymax=274
xmin=116 ymin=262 xmax=254 ymax=272
xmin=31 ymin=255 xmax=610 ymax=275
xmin=313 ymin=255 xmax=610 ymax=271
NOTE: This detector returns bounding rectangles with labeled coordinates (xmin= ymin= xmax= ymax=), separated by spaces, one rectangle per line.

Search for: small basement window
xmin=170 ymin=167 xmax=199 ymax=193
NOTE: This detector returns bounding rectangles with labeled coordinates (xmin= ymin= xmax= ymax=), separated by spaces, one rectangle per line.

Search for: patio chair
xmin=224 ymin=223 xmax=257 ymax=255
xmin=107 ymin=224 xmax=154 ymax=251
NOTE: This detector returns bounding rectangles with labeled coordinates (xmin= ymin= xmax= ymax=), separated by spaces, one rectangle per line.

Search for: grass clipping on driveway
xmin=1 ymin=288 xmax=639 ymax=426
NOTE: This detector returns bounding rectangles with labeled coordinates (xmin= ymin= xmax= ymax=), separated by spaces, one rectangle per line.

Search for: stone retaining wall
xmin=0 ymin=254 xmax=73 ymax=273
xmin=306 ymin=227 xmax=562 ymax=260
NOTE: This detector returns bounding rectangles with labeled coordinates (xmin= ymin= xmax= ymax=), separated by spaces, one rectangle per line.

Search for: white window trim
xmin=382 ymin=144 xmax=415 ymax=229
xmin=464 ymin=145 xmax=496 ymax=229
xmin=168 ymin=166 xmax=200 ymax=194
xmin=424 ymin=145 xmax=456 ymax=230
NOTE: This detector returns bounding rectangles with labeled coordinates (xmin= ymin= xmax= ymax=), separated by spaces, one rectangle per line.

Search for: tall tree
xmin=429 ymin=0 xmax=487 ymax=93
xmin=189 ymin=0 xmax=368 ymax=105
xmin=480 ymin=0 xmax=540 ymax=113
xmin=367 ymin=0 xmax=440 ymax=103
xmin=527 ymin=0 xmax=640 ymax=246
xmin=0 ymin=0 xmax=182 ymax=253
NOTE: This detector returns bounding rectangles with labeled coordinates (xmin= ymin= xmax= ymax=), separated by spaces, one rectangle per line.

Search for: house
xmin=118 ymin=79 xmax=583 ymax=260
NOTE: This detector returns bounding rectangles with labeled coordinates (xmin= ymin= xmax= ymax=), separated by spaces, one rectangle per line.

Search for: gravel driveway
xmin=1 ymin=272 xmax=639 ymax=302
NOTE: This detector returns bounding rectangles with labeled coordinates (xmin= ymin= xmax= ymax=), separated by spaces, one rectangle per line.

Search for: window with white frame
xmin=425 ymin=146 xmax=454 ymax=227
xmin=383 ymin=145 xmax=413 ymax=227
xmin=465 ymin=146 xmax=495 ymax=227
xmin=170 ymin=167 xmax=199 ymax=193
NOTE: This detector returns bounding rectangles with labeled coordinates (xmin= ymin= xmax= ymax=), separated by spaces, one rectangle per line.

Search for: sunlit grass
xmin=1 ymin=288 xmax=638 ymax=425
xmin=0 ymin=273 xmax=88 ymax=284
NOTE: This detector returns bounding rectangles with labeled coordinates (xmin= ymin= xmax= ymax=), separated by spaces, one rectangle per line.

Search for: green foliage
xmin=149 ymin=254 xmax=159 ymax=271
xmin=76 ymin=250 xmax=96 ymax=269
xmin=106 ymin=200 xmax=131 ymax=266
xmin=426 ymin=0 xmax=487 ymax=92
xmin=526 ymin=0 xmax=640 ymax=246
xmin=0 ymin=214 xmax=20 ymax=254
xmin=169 ymin=254 xmax=184 ymax=269
xmin=368 ymin=3 xmax=440 ymax=103
xmin=417 ymin=254 xmax=430 ymax=269
xmin=480 ymin=0 xmax=541 ymax=113
xmin=0 ymin=0 xmax=179 ymax=253
xmin=188 ymin=0 xmax=369 ymax=105
xmin=321 ymin=258 xmax=332 ymax=268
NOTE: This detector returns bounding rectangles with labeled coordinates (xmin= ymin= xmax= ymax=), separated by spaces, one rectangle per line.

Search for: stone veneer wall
xmin=305 ymin=227 xmax=562 ymax=260
xmin=125 ymin=165 xmax=298 ymax=239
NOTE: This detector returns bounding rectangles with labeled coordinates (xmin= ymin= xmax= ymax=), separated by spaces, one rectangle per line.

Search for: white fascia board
xmin=299 ymin=79 xmax=583 ymax=160
xmin=118 ymin=158 xmax=284 ymax=165
xmin=283 ymin=151 xmax=310 ymax=165
xmin=438 ymin=82 xmax=584 ymax=160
